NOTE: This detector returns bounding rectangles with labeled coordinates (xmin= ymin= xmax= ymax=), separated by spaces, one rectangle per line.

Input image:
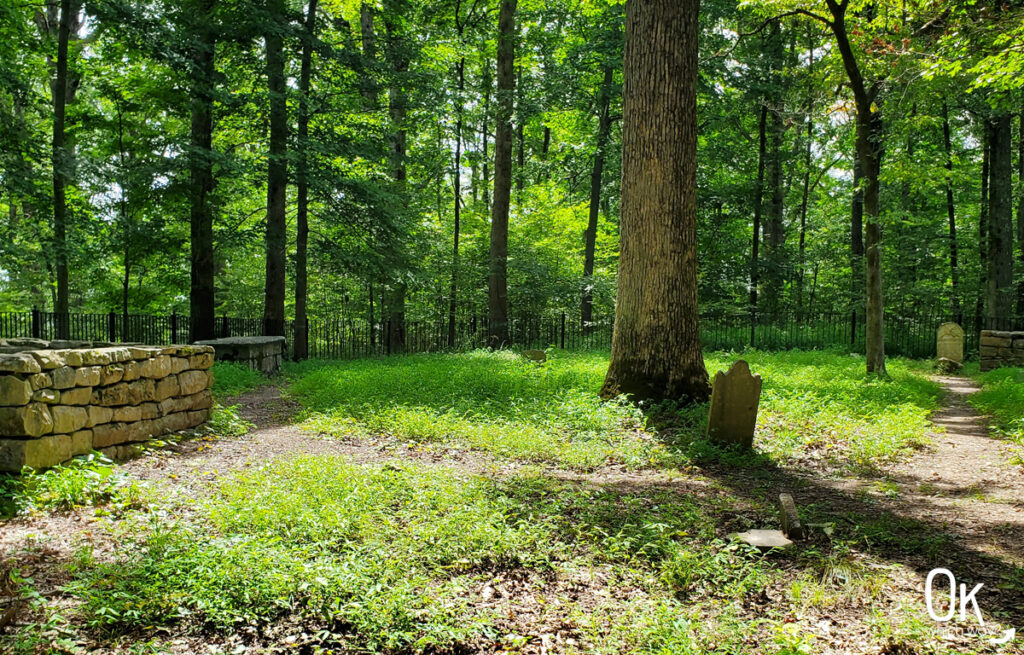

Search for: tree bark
xmin=482 ymin=56 xmax=491 ymax=215
xmin=750 ymin=103 xmax=767 ymax=314
xmin=448 ymin=54 xmax=465 ymax=349
xmin=601 ymin=0 xmax=709 ymax=403
xmin=765 ymin=103 xmax=784 ymax=313
xmin=359 ymin=3 xmax=377 ymax=106
xmin=581 ymin=64 xmax=614 ymax=329
xmin=987 ymin=113 xmax=1014 ymax=325
xmin=825 ymin=1 xmax=886 ymax=375
xmin=262 ymin=0 xmax=288 ymax=338
xmin=294 ymin=0 xmax=318 ymax=360
xmin=1017 ymin=105 xmax=1024 ymax=317
xmin=51 ymin=0 xmax=74 ymax=335
xmin=797 ymin=40 xmax=813 ymax=316
xmin=488 ymin=0 xmax=516 ymax=347
xmin=189 ymin=0 xmax=217 ymax=341
xmin=977 ymin=124 xmax=990 ymax=336
xmin=385 ymin=0 xmax=408 ymax=353
xmin=942 ymin=102 xmax=960 ymax=322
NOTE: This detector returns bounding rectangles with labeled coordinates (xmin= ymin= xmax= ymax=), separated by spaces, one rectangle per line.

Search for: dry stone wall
xmin=980 ymin=330 xmax=1024 ymax=372
xmin=0 ymin=341 xmax=214 ymax=471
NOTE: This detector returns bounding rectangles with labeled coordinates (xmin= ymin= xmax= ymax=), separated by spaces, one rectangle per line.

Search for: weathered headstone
xmin=728 ymin=529 xmax=793 ymax=550
xmin=523 ymin=349 xmax=547 ymax=363
xmin=705 ymin=360 xmax=762 ymax=449
xmin=936 ymin=322 xmax=964 ymax=364
xmin=778 ymin=493 xmax=803 ymax=540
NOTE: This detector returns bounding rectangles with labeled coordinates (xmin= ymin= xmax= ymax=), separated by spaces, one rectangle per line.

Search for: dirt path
xmin=880 ymin=375 xmax=1024 ymax=562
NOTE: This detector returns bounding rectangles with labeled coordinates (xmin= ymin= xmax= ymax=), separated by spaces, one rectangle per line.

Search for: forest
xmin=1 ymin=0 xmax=1022 ymax=359
xmin=5 ymin=2 xmax=1024 ymax=653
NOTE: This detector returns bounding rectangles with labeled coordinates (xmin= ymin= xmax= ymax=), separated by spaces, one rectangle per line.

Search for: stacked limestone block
xmin=0 ymin=344 xmax=214 ymax=471
xmin=980 ymin=330 xmax=1024 ymax=372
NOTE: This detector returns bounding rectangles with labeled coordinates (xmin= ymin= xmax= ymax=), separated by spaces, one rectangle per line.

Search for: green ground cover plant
xmin=0 ymin=454 xmax=143 ymax=517
xmin=211 ymin=361 xmax=269 ymax=397
xmin=285 ymin=349 xmax=943 ymax=471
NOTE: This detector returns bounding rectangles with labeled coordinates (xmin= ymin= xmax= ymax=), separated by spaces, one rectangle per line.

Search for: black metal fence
xmin=1 ymin=307 xmax=1021 ymax=361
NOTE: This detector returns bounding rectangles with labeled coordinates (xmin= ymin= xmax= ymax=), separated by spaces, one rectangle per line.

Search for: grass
xmin=54 ymin=456 xmax=784 ymax=653
xmin=284 ymin=349 xmax=943 ymax=471
xmin=210 ymin=361 xmax=268 ymax=397
xmin=6 ymin=349 xmax=1000 ymax=654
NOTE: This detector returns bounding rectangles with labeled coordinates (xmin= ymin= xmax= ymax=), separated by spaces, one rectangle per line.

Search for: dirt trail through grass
xmin=879 ymin=375 xmax=1024 ymax=562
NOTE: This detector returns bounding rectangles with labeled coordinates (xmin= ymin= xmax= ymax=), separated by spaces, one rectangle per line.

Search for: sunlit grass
xmin=285 ymin=349 xmax=943 ymax=471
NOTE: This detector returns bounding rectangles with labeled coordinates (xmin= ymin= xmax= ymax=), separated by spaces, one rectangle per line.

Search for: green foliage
xmin=69 ymin=458 xmax=553 ymax=649
xmin=967 ymin=366 xmax=1024 ymax=450
xmin=204 ymin=402 xmax=255 ymax=437
xmin=0 ymin=454 xmax=142 ymax=516
xmin=286 ymin=349 xmax=943 ymax=471
xmin=210 ymin=362 xmax=267 ymax=397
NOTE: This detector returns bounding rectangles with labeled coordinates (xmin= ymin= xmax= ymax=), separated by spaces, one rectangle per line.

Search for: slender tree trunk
xmin=942 ymin=102 xmax=960 ymax=322
xmin=263 ymin=0 xmax=288 ymax=338
xmin=359 ymin=3 xmax=377 ymax=106
xmin=482 ymin=56 xmax=491 ymax=214
xmin=988 ymin=114 xmax=1014 ymax=325
xmin=294 ymin=0 xmax=318 ymax=360
xmin=601 ymin=0 xmax=709 ymax=403
xmin=765 ymin=105 xmax=784 ymax=313
xmin=797 ymin=106 xmax=812 ymax=315
xmin=978 ymin=124 xmax=990 ymax=335
xmin=581 ymin=64 xmax=614 ymax=330
xmin=1017 ymin=105 xmax=1024 ymax=317
xmin=385 ymin=0 xmax=408 ymax=353
xmin=448 ymin=55 xmax=465 ymax=349
xmin=189 ymin=0 xmax=217 ymax=341
xmin=51 ymin=0 xmax=73 ymax=335
xmin=750 ymin=103 xmax=767 ymax=313
xmin=488 ymin=0 xmax=516 ymax=347
xmin=825 ymin=3 xmax=885 ymax=374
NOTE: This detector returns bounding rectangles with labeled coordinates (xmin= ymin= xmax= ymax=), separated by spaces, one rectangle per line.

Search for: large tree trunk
xmin=581 ymin=64 xmax=614 ymax=330
xmin=487 ymin=0 xmax=516 ymax=347
xmin=294 ymin=0 xmax=318 ymax=360
xmin=942 ymin=102 xmax=960 ymax=322
xmin=189 ymin=0 xmax=217 ymax=342
xmin=601 ymin=0 xmax=709 ymax=404
xmin=797 ymin=35 xmax=814 ymax=317
xmin=827 ymin=4 xmax=885 ymax=375
xmin=987 ymin=113 xmax=1014 ymax=325
xmin=51 ymin=0 xmax=74 ymax=336
xmin=262 ymin=0 xmax=288 ymax=338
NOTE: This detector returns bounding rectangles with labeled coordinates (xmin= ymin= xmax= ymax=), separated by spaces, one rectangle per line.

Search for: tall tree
xmin=941 ymin=102 xmax=960 ymax=321
xmin=384 ymin=0 xmax=409 ymax=353
xmin=750 ymin=103 xmax=767 ymax=314
xmin=189 ymin=0 xmax=217 ymax=341
xmin=792 ymin=0 xmax=887 ymax=375
xmin=293 ymin=0 xmax=318 ymax=360
xmin=487 ymin=0 xmax=516 ymax=347
xmin=262 ymin=0 xmax=288 ymax=337
xmin=47 ymin=0 xmax=80 ymax=334
xmin=601 ymin=0 xmax=709 ymax=403
xmin=987 ymin=113 xmax=1014 ymax=324
xmin=581 ymin=64 xmax=614 ymax=329
xmin=1017 ymin=105 xmax=1024 ymax=316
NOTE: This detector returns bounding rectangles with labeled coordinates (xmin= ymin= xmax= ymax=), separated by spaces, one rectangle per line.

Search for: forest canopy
xmin=0 ymin=0 xmax=1022 ymax=350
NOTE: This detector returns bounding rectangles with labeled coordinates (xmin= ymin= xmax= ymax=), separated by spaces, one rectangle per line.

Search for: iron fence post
xmin=170 ymin=312 xmax=178 ymax=344
xmin=31 ymin=306 xmax=40 ymax=339
xmin=108 ymin=311 xmax=117 ymax=343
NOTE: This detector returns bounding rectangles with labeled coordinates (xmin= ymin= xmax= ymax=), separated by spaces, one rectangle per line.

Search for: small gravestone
xmin=728 ymin=529 xmax=793 ymax=550
xmin=706 ymin=360 xmax=762 ymax=449
xmin=523 ymin=349 xmax=547 ymax=363
xmin=936 ymin=322 xmax=964 ymax=364
xmin=778 ymin=493 xmax=803 ymax=540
